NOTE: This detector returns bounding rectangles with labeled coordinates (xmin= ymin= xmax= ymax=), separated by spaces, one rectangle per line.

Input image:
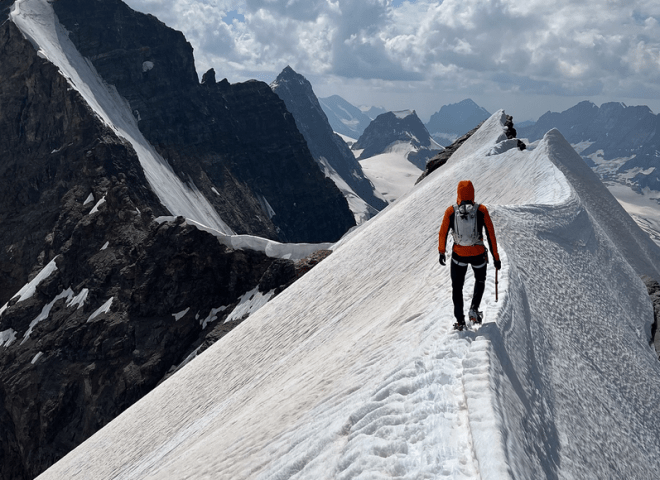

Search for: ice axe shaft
xmin=495 ymin=269 xmax=499 ymax=302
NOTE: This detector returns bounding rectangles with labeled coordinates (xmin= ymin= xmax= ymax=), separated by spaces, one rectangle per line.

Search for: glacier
xmin=37 ymin=111 xmax=660 ymax=479
xmin=358 ymin=142 xmax=423 ymax=204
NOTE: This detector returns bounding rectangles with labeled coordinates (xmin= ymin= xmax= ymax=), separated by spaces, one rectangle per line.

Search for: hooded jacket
xmin=438 ymin=180 xmax=500 ymax=261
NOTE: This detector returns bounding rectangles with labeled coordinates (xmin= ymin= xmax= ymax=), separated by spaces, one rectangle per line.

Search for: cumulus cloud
xmin=123 ymin=0 xmax=660 ymax=117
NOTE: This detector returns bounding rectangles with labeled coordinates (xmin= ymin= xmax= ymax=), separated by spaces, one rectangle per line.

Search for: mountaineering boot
xmin=453 ymin=318 xmax=467 ymax=331
xmin=468 ymin=307 xmax=482 ymax=324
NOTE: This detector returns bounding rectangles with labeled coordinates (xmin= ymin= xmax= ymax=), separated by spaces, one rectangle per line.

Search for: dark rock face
xmin=504 ymin=115 xmax=526 ymax=151
xmin=0 ymin=0 xmax=12 ymax=19
xmin=0 ymin=19 xmax=164 ymax=307
xmin=0 ymin=207 xmax=300 ymax=480
xmin=353 ymin=110 xmax=441 ymax=168
xmin=425 ymin=99 xmax=491 ymax=146
xmin=0 ymin=15 xmax=330 ymax=480
xmin=318 ymin=94 xmax=373 ymax=139
xmin=271 ymin=67 xmax=386 ymax=212
xmin=518 ymin=101 xmax=660 ymax=192
xmin=52 ymin=0 xmax=355 ymax=243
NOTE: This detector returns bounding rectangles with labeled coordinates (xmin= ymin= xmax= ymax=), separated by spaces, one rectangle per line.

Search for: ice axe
xmin=495 ymin=268 xmax=499 ymax=302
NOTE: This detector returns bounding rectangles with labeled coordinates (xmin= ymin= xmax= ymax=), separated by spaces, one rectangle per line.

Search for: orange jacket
xmin=438 ymin=180 xmax=500 ymax=261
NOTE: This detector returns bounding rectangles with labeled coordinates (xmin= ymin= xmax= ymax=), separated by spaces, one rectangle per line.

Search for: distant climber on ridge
xmin=438 ymin=180 xmax=501 ymax=331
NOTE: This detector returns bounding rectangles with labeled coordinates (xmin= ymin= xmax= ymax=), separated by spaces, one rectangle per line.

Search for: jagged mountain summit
xmin=0 ymin=1 xmax=354 ymax=478
xmin=37 ymin=111 xmax=660 ymax=480
xmin=353 ymin=110 xmax=442 ymax=168
xmin=426 ymin=98 xmax=491 ymax=146
xmin=518 ymin=100 xmax=660 ymax=244
xmin=318 ymin=94 xmax=374 ymax=139
xmin=271 ymin=66 xmax=386 ymax=223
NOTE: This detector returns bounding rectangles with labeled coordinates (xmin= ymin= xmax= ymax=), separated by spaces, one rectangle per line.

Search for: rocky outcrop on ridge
xmin=52 ymin=0 xmax=355 ymax=244
xmin=416 ymin=123 xmax=483 ymax=184
xmin=353 ymin=110 xmax=441 ymax=169
xmin=416 ymin=114 xmax=525 ymax=183
xmin=0 ymin=11 xmax=333 ymax=480
xmin=271 ymin=66 xmax=386 ymax=213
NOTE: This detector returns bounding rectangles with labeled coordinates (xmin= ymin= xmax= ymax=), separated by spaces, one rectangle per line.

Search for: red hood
xmin=456 ymin=180 xmax=475 ymax=204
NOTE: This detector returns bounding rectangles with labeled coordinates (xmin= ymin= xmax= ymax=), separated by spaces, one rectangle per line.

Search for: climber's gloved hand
xmin=494 ymin=259 xmax=502 ymax=270
xmin=439 ymin=253 xmax=446 ymax=266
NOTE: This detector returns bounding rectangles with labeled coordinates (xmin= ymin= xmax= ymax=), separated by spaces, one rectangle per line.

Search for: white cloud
xmin=122 ymin=0 xmax=660 ymax=120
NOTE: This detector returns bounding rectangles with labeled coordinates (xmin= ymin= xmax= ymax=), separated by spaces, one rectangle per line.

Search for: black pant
xmin=450 ymin=253 xmax=487 ymax=321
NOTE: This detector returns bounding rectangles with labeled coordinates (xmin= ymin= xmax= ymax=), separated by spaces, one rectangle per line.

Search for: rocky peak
xmin=201 ymin=68 xmax=216 ymax=85
xmin=270 ymin=66 xmax=386 ymax=216
xmin=353 ymin=110 xmax=439 ymax=166
xmin=272 ymin=65 xmax=301 ymax=86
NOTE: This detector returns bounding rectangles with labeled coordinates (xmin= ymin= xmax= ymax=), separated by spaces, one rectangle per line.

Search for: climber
xmin=438 ymin=180 xmax=501 ymax=331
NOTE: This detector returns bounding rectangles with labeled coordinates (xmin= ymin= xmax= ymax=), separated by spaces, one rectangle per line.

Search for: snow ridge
xmin=154 ymin=216 xmax=333 ymax=260
xmin=37 ymin=112 xmax=660 ymax=480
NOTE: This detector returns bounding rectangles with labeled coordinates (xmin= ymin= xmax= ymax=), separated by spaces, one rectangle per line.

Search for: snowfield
xmin=38 ymin=112 xmax=660 ymax=479
xmin=359 ymin=142 xmax=423 ymax=204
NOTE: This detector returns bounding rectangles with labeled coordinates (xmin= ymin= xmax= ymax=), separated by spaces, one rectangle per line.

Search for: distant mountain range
xmin=360 ymin=104 xmax=388 ymax=120
xmin=319 ymin=95 xmax=492 ymax=148
xmin=425 ymin=99 xmax=492 ymax=146
xmin=518 ymin=100 xmax=660 ymax=244
xmin=318 ymin=95 xmax=374 ymax=139
xmin=317 ymin=96 xmax=389 ymax=140
xmin=518 ymin=101 xmax=660 ymax=191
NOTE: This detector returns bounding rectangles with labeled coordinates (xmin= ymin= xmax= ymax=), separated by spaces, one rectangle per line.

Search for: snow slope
xmin=10 ymin=0 xmax=234 ymax=235
xmin=316 ymin=157 xmax=381 ymax=225
xmin=528 ymin=139 xmax=660 ymax=247
xmin=39 ymin=112 xmax=660 ymax=479
xmin=358 ymin=142 xmax=423 ymax=204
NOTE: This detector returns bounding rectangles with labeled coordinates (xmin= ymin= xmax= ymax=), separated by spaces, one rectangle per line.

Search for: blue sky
xmin=123 ymin=0 xmax=660 ymax=122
